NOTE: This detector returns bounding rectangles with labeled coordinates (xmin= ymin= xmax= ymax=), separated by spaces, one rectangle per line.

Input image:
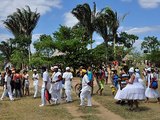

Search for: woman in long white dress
xmin=114 ymin=67 xmax=129 ymax=104
xmin=120 ymin=68 xmax=145 ymax=110
xmin=145 ymin=68 xmax=160 ymax=103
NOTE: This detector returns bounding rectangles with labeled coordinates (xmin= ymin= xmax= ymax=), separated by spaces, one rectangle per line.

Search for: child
xmin=112 ymin=70 xmax=119 ymax=90
xmin=110 ymin=85 xmax=116 ymax=96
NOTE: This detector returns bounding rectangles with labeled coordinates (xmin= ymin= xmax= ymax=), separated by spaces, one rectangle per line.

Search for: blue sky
xmin=0 ymin=0 xmax=160 ymax=52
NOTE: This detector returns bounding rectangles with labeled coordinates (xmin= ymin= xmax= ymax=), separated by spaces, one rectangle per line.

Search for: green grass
xmin=80 ymin=115 xmax=100 ymax=120
xmin=0 ymin=93 xmax=73 ymax=120
xmin=93 ymin=84 xmax=160 ymax=120
xmin=77 ymin=106 xmax=101 ymax=114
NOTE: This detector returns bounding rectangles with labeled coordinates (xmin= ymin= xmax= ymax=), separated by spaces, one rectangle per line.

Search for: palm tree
xmin=94 ymin=9 xmax=111 ymax=62
xmin=104 ymin=7 xmax=127 ymax=60
xmin=72 ymin=2 xmax=96 ymax=49
xmin=3 ymin=6 xmax=40 ymax=62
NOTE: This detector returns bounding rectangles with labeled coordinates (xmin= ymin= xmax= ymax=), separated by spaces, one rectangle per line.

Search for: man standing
xmin=62 ymin=67 xmax=73 ymax=103
xmin=80 ymin=69 xmax=92 ymax=107
xmin=39 ymin=67 xmax=50 ymax=107
xmin=50 ymin=66 xmax=62 ymax=104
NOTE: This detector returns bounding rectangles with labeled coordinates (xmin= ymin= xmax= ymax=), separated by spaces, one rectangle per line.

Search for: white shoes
xmin=39 ymin=104 xmax=44 ymax=107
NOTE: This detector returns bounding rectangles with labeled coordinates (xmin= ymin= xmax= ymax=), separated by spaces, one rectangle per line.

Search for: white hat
xmin=53 ymin=66 xmax=58 ymax=69
xmin=66 ymin=67 xmax=70 ymax=71
xmin=135 ymin=69 xmax=139 ymax=72
xmin=50 ymin=67 xmax=54 ymax=71
xmin=33 ymin=69 xmax=37 ymax=72
xmin=147 ymin=68 xmax=151 ymax=71
xmin=129 ymin=67 xmax=134 ymax=73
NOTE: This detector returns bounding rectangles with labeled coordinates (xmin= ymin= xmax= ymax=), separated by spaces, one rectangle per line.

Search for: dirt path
xmin=64 ymin=92 xmax=124 ymax=120
xmin=64 ymin=77 xmax=124 ymax=120
xmin=92 ymin=99 xmax=124 ymax=120
xmin=65 ymin=103 xmax=83 ymax=120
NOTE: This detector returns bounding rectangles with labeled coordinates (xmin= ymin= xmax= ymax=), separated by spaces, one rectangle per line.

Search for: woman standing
xmin=22 ymin=70 xmax=30 ymax=96
xmin=62 ymin=67 xmax=73 ymax=102
xmin=50 ymin=66 xmax=62 ymax=104
xmin=120 ymin=68 xmax=145 ymax=110
xmin=32 ymin=69 xmax=39 ymax=98
xmin=145 ymin=68 xmax=160 ymax=103
xmin=13 ymin=69 xmax=22 ymax=97
xmin=114 ymin=68 xmax=129 ymax=103
xmin=1 ymin=70 xmax=14 ymax=101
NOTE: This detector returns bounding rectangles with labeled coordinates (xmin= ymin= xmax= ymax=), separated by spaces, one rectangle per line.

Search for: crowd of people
xmin=0 ymin=63 xmax=159 ymax=111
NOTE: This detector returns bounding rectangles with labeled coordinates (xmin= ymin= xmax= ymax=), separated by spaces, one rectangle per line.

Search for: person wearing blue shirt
xmin=87 ymin=66 xmax=93 ymax=95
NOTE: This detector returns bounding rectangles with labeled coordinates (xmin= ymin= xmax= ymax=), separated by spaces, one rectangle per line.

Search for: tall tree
xmin=72 ymin=2 xmax=96 ymax=49
xmin=94 ymin=8 xmax=112 ymax=62
xmin=104 ymin=7 xmax=127 ymax=59
xmin=3 ymin=6 xmax=40 ymax=63
xmin=141 ymin=36 xmax=160 ymax=53
xmin=118 ymin=32 xmax=139 ymax=48
xmin=53 ymin=26 xmax=91 ymax=71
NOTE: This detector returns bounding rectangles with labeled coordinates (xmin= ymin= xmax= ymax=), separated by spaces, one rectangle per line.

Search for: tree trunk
xmin=90 ymin=35 xmax=93 ymax=49
xmin=113 ymin=34 xmax=116 ymax=60
xmin=28 ymin=45 xmax=31 ymax=63
xmin=105 ymin=40 xmax=108 ymax=64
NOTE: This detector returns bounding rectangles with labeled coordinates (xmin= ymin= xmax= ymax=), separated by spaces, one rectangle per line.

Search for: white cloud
xmin=0 ymin=0 xmax=62 ymax=28
xmin=63 ymin=12 xmax=79 ymax=27
xmin=32 ymin=34 xmax=42 ymax=42
xmin=125 ymin=26 xmax=160 ymax=34
xmin=138 ymin=0 xmax=160 ymax=8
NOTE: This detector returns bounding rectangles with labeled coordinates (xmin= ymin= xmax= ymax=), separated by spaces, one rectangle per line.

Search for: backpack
xmin=150 ymin=75 xmax=158 ymax=89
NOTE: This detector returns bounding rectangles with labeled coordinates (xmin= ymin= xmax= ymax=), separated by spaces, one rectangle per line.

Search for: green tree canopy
xmin=141 ymin=36 xmax=160 ymax=53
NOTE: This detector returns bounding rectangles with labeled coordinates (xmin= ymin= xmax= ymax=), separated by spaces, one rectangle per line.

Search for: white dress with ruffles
xmin=120 ymin=73 xmax=145 ymax=100
xmin=145 ymin=73 xmax=160 ymax=98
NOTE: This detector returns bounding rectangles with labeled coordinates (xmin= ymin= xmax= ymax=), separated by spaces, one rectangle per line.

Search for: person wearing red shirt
xmin=13 ymin=69 xmax=22 ymax=97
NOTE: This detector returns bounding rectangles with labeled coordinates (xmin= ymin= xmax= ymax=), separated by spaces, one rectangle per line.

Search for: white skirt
xmin=114 ymin=85 xmax=121 ymax=100
xmin=119 ymin=82 xmax=146 ymax=100
xmin=145 ymin=87 xmax=160 ymax=98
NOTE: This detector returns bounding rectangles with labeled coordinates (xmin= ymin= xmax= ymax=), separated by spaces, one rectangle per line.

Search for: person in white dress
xmin=80 ymin=69 xmax=92 ymax=107
xmin=32 ymin=69 xmax=39 ymax=98
xmin=114 ymin=67 xmax=129 ymax=104
xmin=1 ymin=70 xmax=14 ymax=101
xmin=39 ymin=67 xmax=50 ymax=107
xmin=120 ymin=68 xmax=145 ymax=110
xmin=50 ymin=66 xmax=62 ymax=104
xmin=62 ymin=67 xmax=73 ymax=102
xmin=145 ymin=68 xmax=160 ymax=103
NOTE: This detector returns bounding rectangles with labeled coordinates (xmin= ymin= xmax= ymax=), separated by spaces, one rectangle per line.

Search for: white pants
xmin=80 ymin=90 xmax=92 ymax=106
xmin=1 ymin=85 xmax=14 ymax=100
xmin=51 ymin=89 xmax=61 ymax=103
xmin=65 ymin=89 xmax=72 ymax=102
xmin=41 ymin=87 xmax=46 ymax=105
xmin=34 ymin=85 xmax=38 ymax=98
